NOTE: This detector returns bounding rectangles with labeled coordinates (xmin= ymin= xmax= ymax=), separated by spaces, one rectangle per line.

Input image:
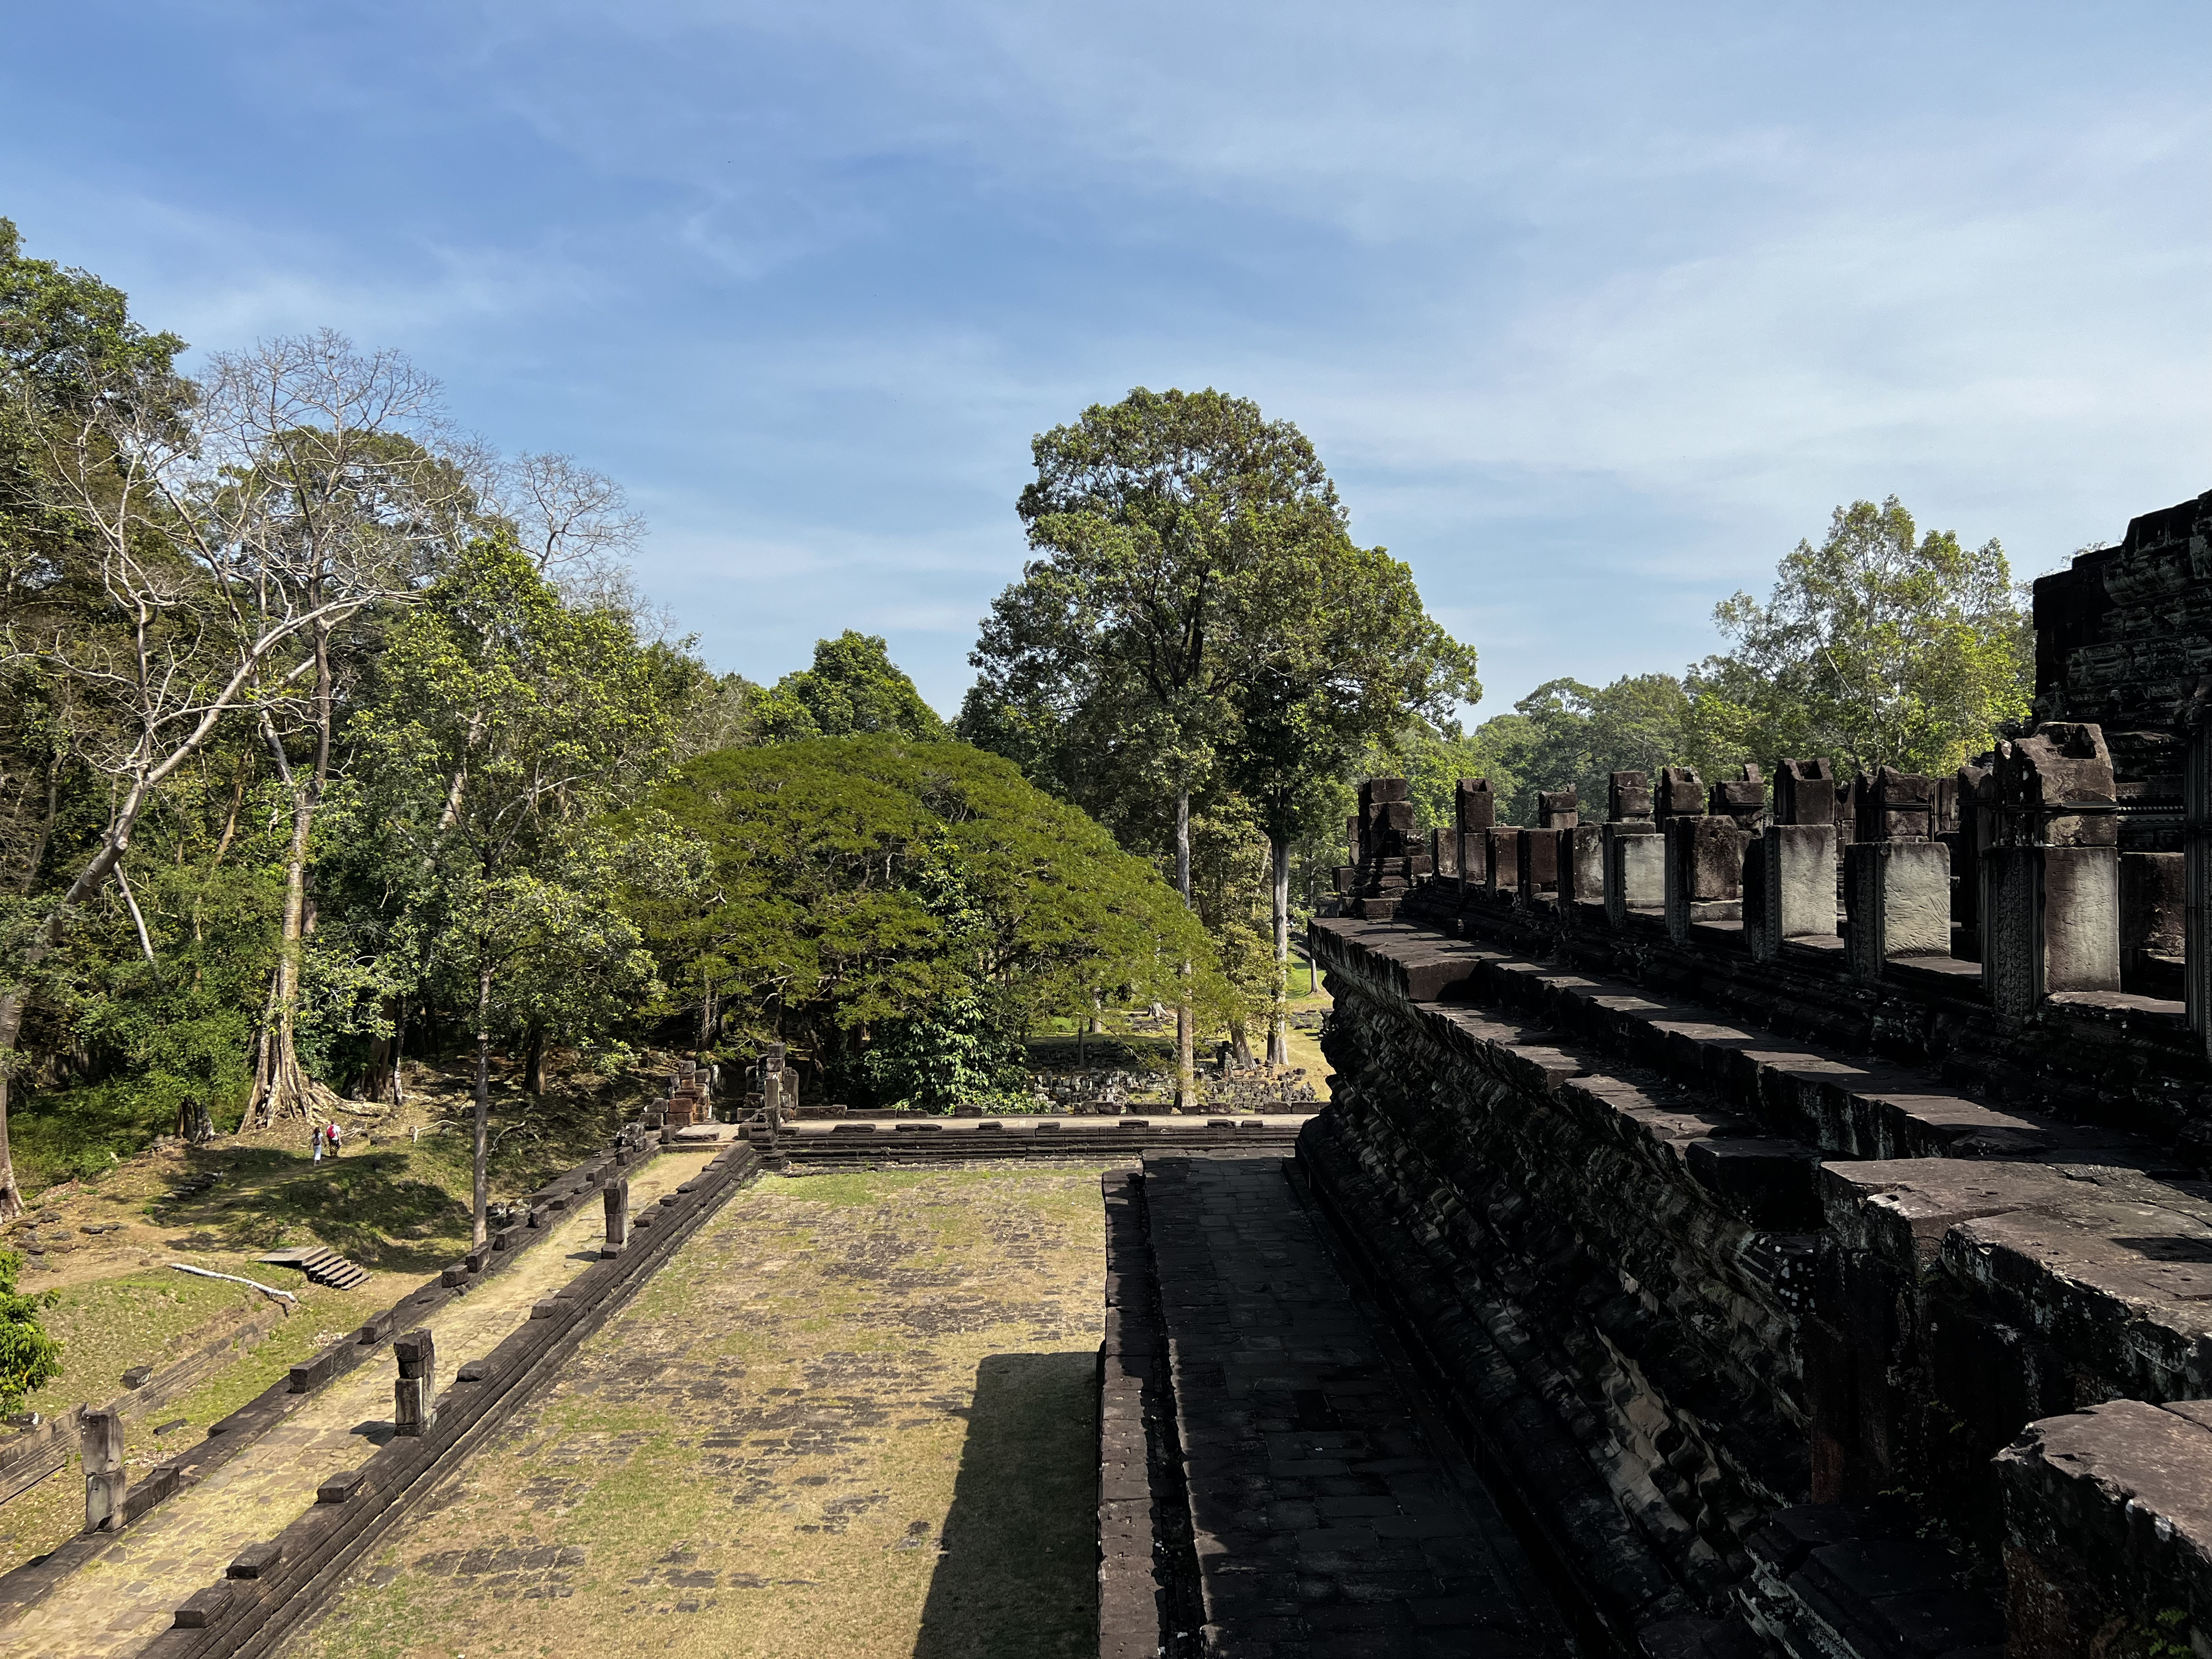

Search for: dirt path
xmin=3 ymin=1150 xmax=702 ymax=1659
xmin=279 ymin=1163 xmax=1120 ymax=1659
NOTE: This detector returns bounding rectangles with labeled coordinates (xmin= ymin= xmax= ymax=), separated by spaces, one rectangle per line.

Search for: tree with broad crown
xmin=634 ymin=735 xmax=1225 ymax=1110
xmin=1220 ymin=535 xmax=1476 ymax=1061
xmin=1686 ymin=497 xmax=2031 ymax=779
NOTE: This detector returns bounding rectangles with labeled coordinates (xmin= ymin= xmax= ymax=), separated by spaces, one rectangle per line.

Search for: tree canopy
xmin=637 ymin=736 xmax=1221 ymax=1109
xmin=965 ymin=387 xmax=1475 ymax=1066
xmin=1686 ymin=497 xmax=2031 ymax=776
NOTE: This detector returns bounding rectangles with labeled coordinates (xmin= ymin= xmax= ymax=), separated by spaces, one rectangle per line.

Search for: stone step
xmin=255 ymin=1248 xmax=372 ymax=1291
xmin=1313 ymin=916 xmax=2172 ymax=1172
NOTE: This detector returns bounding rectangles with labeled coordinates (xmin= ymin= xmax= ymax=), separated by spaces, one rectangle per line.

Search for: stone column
xmin=602 ymin=1175 xmax=630 ymax=1255
xmin=1751 ymin=823 xmax=1838 ymax=961
xmin=1845 ymin=841 xmax=1951 ymax=977
xmin=1707 ymin=764 xmax=1766 ymax=831
xmin=1601 ymin=771 xmax=1660 ymax=928
xmin=1772 ymin=759 xmax=1834 ymax=825
xmin=1665 ymin=817 xmax=1746 ymax=945
xmin=1983 ymin=723 xmax=2122 ymax=1020
xmin=1855 ymin=765 xmax=1934 ymax=841
xmin=1562 ymin=824 xmax=1605 ymax=912
xmin=1604 ymin=830 xmax=1662 ymax=926
xmin=1514 ymin=828 xmax=1559 ymax=902
xmin=81 ymin=1407 xmax=124 ymax=1533
xmin=1952 ymin=762 xmax=1992 ymax=962
xmin=394 ymin=1328 xmax=437 ymax=1437
xmin=1454 ymin=778 xmax=1494 ymax=890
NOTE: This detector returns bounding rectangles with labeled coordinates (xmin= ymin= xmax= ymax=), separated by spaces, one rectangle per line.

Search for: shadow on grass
xmin=915 ymin=1350 xmax=1098 ymax=1659
xmin=154 ymin=1150 xmax=471 ymax=1272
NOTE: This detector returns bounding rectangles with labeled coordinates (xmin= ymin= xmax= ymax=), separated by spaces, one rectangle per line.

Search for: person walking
xmin=312 ymin=1123 xmax=324 ymax=1164
xmin=325 ymin=1120 xmax=342 ymax=1159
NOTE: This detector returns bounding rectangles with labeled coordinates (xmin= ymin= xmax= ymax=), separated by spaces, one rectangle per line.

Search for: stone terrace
xmin=277 ymin=1164 xmax=1122 ymax=1659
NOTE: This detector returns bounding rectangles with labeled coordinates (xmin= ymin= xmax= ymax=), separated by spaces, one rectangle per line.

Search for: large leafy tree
xmin=349 ymin=538 xmax=683 ymax=1246
xmin=637 ymin=736 xmax=1220 ymax=1109
xmin=968 ymin=388 xmax=1474 ymax=1073
xmin=975 ymin=393 xmax=1359 ymax=1088
xmin=1687 ymin=497 xmax=2031 ymax=777
xmin=1222 ymin=536 xmax=1475 ymax=1061
xmin=0 ymin=226 xmax=417 ymax=1215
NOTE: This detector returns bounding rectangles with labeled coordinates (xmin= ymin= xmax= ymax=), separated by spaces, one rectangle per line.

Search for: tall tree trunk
xmin=247 ymin=623 xmax=335 ymax=1125
xmin=472 ymin=964 xmax=493 ymax=1250
xmin=1173 ymin=786 xmax=1196 ymax=1113
xmin=1267 ymin=835 xmax=1291 ymax=1066
xmin=523 ymin=1024 xmax=547 ymax=1095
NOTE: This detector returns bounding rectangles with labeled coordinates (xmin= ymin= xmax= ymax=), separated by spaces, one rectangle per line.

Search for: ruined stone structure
xmin=1297 ymin=495 xmax=2212 ymax=1659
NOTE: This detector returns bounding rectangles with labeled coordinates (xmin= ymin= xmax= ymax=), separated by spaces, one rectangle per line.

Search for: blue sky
xmin=7 ymin=2 xmax=2211 ymax=718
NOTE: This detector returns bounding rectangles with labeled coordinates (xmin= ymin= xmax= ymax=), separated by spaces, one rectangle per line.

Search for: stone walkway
xmin=1145 ymin=1152 xmax=1568 ymax=1659
xmin=3 ymin=1151 xmax=701 ymax=1659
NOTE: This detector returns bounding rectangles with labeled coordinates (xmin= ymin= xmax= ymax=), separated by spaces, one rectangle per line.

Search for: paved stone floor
xmin=3 ymin=1150 xmax=703 ymax=1659
xmin=1145 ymin=1153 xmax=1569 ymax=1659
xmin=278 ymin=1164 xmax=1118 ymax=1659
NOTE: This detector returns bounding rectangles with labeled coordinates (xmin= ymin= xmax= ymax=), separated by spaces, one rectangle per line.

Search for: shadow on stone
xmin=914 ymin=1350 xmax=1097 ymax=1659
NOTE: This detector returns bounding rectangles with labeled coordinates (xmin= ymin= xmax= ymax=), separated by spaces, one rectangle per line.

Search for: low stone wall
xmin=1303 ymin=910 xmax=2212 ymax=1659
xmin=136 ymin=1138 xmax=764 ymax=1659
xmin=786 ymin=1117 xmax=1307 ymax=1167
xmin=0 ymin=1119 xmax=662 ymax=1626
xmin=1096 ymin=1168 xmax=1202 ymax=1659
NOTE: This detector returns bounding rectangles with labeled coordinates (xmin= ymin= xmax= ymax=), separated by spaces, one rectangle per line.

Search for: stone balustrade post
xmin=603 ymin=1175 xmax=630 ymax=1255
xmin=81 ymin=1406 xmax=124 ymax=1533
xmin=394 ymin=1328 xmax=437 ymax=1437
xmin=1601 ymin=771 xmax=1660 ymax=928
xmin=1514 ymin=827 xmax=1559 ymax=904
xmin=1665 ymin=816 xmax=1747 ymax=945
xmin=1454 ymin=779 xmax=1494 ymax=890
xmin=1981 ymin=722 xmax=2122 ymax=1020
xmin=1750 ymin=823 xmax=1838 ymax=961
xmin=1844 ymin=842 xmax=1950 ymax=978
xmin=1562 ymin=824 xmax=1605 ymax=914
xmin=1484 ymin=827 xmax=1520 ymax=898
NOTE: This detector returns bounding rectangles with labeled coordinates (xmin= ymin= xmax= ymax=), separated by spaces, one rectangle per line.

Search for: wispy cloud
xmin=6 ymin=0 xmax=2211 ymax=715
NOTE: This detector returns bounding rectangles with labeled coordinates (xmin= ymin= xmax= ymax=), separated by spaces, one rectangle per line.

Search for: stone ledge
xmin=1313 ymin=916 xmax=2173 ymax=1172
xmin=1998 ymin=1399 xmax=2212 ymax=1659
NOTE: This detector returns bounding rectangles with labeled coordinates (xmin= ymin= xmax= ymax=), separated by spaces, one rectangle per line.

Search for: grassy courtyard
xmin=281 ymin=1163 xmax=1118 ymax=1659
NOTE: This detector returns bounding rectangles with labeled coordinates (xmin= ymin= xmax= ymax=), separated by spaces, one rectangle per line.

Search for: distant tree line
xmin=1389 ymin=497 xmax=2033 ymax=833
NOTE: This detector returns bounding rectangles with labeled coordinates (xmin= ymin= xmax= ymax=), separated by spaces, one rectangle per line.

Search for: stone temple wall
xmin=1299 ymin=493 xmax=2212 ymax=1659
